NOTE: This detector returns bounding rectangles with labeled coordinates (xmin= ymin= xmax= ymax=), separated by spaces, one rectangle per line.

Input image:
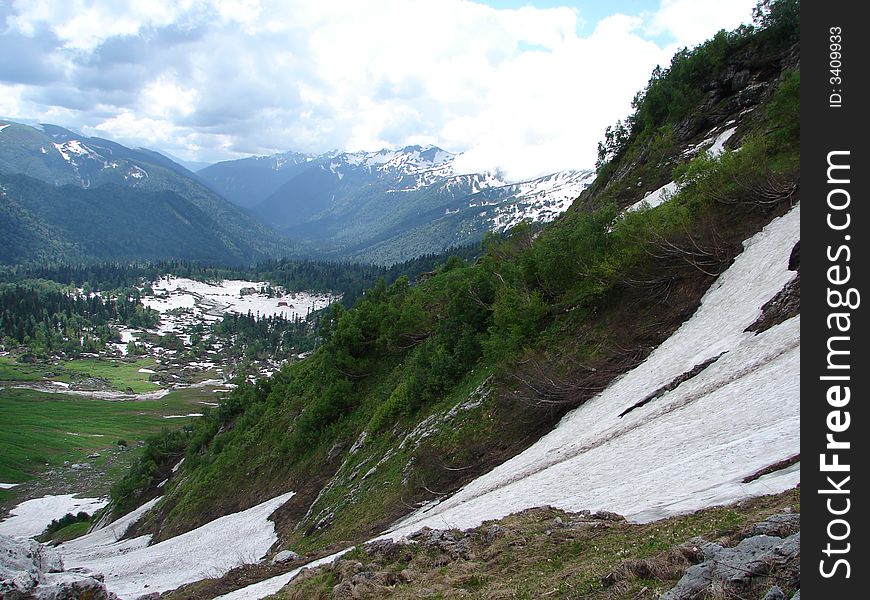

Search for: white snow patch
xmin=162 ymin=413 xmax=203 ymax=419
xmin=0 ymin=482 xmax=19 ymax=489
xmin=59 ymin=491 xmax=295 ymax=599
xmin=707 ymin=127 xmax=738 ymax=158
xmin=380 ymin=204 xmax=801 ymax=537
xmin=137 ymin=368 xmax=155 ymax=374
xmin=628 ymin=181 xmax=679 ymax=212
xmin=0 ymin=123 xmax=10 ymax=133
xmin=0 ymin=494 xmax=109 ymax=539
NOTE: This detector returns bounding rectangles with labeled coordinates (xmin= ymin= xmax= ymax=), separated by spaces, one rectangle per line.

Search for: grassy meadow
xmin=0 ymin=355 xmax=161 ymax=393
xmin=0 ymin=385 xmax=221 ymax=488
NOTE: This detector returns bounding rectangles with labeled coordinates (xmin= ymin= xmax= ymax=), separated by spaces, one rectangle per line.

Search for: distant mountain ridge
xmin=201 ymin=145 xmax=594 ymax=264
xmin=0 ymin=120 xmax=297 ymax=265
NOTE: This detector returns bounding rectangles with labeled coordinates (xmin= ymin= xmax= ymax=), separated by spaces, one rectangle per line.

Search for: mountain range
xmin=200 ymin=146 xmax=594 ymax=263
xmin=0 ymin=119 xmax=592 ymax=266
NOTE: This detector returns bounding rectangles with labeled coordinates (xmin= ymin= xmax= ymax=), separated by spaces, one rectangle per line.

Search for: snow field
xmin=707 ymin=127 xmax=738 ymax=157
xmin=628 ymin=125 xmax=738 ymax=213
xmin=141 ymin=277 xmax=335 ymax=341
xmin=58 ymin=491 xmax=295 ymax=599
xmin=0 ymin=494 xmax=109 ymax=538
xmin=628 ymin=180 xmax=679 ymax=212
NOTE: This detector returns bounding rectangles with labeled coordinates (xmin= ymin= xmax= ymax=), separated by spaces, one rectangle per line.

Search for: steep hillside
xmin=205 ymin=144 xmax=594 ymax=264
xmin=67 ymin=3 xmax=800 ymax=598
xmin=0 ymin=121 xmax=296 ymax=264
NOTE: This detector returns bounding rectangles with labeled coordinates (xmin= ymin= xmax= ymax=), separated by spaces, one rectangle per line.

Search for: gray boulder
xmin=762 ymin=585 xmax=786 ymax=600
xmin=1 ymin=534 xmax=63 ymax=598
xmin=35 ymin=572 xmax=117 ymax=600
xmin=1 ymin=534 xmax=116 ymax=600
xmin=271 ymin=549 xmax=300 ymax=564
xmin=661 ymin=532 xmax=800 ymax=600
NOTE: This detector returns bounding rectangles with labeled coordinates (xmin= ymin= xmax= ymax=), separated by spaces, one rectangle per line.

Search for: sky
xmin=1 ymin=0 xmax=758 ymax=180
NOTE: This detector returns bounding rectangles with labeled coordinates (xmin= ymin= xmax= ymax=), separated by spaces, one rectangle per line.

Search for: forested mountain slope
xmin=0 ymin=122 xmax=296 ymax=264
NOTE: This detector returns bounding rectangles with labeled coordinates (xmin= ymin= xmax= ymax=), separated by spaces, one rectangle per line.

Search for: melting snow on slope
xmin=0 ymin=123 xmax=11 ymax=133
xmin=707 ymin=127 xmax=738 ymax=158
xmin=490 ymin=170 xmax=596 ymax=231
xmin=52 ymin=140 xmax=99 ymax=163
xmin=630 ymin=126 xmax=738 ymax=213
xmin=58 ymin=491 xmax=295 ymax=599
xmin=213 ymin=549 xmax=352 ymax=600
xmin=628 ymin=181 xmax=679 ymax=212
xmin=383 ymin=203 xmax=801 ymax=536
xmin=0 ymin=494 xmax=109 ymax=539
xmin=0 ymin=482 xmax=20 ymax=489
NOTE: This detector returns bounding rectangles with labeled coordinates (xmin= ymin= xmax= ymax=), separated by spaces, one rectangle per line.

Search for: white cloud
xmin=2 ymin=0 xmax=759 ymax=178
xmin=647 ymin=0 xmax=758 ymax=48
xmin=141 ymin=76 xmax=199 ymax=118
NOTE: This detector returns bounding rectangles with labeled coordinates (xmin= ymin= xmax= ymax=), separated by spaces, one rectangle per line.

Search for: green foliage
xmin=0 ymin=281 xmax=158 ymax=356
xmin=766 ymin=70 xmax=800 ymax=146
xmin=0 ymin=385 xmax=203 ymax=483
xmin=753 ymin=0 xmax=800 ymax=45
xmin=672 ymin=133 xmax=792 ymax=209
xmin=40 ymin=511 xmax=92 ymax=537
xmin=110 ymin=427 xmax=192 ymax=514
xmin=594 ymin=0 xmax=798 ymax=171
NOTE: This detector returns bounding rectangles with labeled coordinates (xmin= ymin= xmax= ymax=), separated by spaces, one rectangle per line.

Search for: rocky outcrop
xmin=0 ymin=534 xmax=116 ymax=600
xmin=747 ymin=241 xmax=800 ymax=333
xmin=660 ymin=523 xmax=800 ymax=600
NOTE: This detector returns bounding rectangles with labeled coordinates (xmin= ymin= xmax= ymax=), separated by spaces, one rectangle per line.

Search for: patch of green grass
xmin=0 ymin=357 xmax=47 ymax=382
xmin=0 ymin=387 xmax=204 ymax=482
xmin=37 ymin=520 xmax=92 ymax=544
xmin=0 ymin=355 xmax=161 ymax=393
xmin=63 ymin=357 xmax=160 ymax=393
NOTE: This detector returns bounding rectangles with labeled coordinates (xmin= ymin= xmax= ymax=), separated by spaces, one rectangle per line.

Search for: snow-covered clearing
xmin=383 ymin=204 xmax=800 ymax=536
xmin=8 ymin=383 xmax=172 ymax=400
xmin=145 ymin=276 xmax=334 ymax=323
xmin=0 ymin=494 xmax=108 ymax=538
xmin=58 ymin=491 xmax=295 ymax=599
